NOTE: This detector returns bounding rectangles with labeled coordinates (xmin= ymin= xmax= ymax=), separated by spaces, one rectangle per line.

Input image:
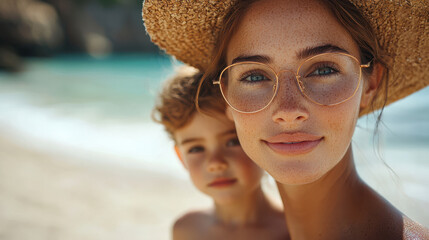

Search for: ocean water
xmin=0 ymin=54 xmax=182 ymax=176
xmin=0 ymin=54 xmax=428 ymax=224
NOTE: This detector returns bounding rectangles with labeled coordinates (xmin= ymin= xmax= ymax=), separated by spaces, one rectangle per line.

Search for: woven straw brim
xmin=143 ymin=0 xmax=429 ymax=115
xmin=142 ymin=0 xmax=235 ymax=70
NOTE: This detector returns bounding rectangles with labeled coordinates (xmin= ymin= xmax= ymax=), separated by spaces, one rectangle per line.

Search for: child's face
xmin=224 ymin=0 xmax=377 ymax=185
xmin=174 ymin=112 xmax=263 ymax=204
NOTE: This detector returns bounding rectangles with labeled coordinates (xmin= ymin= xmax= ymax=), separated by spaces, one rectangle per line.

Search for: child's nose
xmin=206 ymin=153 xmax=228 ymax=173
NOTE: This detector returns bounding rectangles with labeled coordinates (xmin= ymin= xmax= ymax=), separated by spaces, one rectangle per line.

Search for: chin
xmin=272 ymin=171 xmax=324 ymax=185
xmin=263 ymin=157 xmax=328 ymax=186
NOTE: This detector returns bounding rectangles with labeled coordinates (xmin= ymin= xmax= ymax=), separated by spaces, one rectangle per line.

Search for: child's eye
xmin=188 ymin=146 xmax=205 ymax=153
xmin=226 ymin=137 xmax=241 ymax=147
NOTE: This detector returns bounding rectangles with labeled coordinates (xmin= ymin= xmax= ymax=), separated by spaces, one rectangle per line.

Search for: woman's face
xmin=225 ymin=0 xmax=371 ymax=184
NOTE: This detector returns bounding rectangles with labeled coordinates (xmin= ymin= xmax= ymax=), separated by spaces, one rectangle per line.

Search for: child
xmin=153 ymin=66 xmax=289 ymax=240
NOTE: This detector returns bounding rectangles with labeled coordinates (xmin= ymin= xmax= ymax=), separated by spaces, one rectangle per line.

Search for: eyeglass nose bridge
xmin=273 ymin=68 xmax=306 ymax=97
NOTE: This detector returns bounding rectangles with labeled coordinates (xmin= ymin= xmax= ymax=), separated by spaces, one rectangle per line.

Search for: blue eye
xmin=188 ymin=146 xmax=204 ymax=153
xmin=313 ymin=67 xmax=335 ymax=76
xmin=307 ymin=63 xmax=339 ymax=78
xmin=240 ymin=70 xmax=271 ymax=83
xmin=245 ymin=74 xmax=268 ymax=82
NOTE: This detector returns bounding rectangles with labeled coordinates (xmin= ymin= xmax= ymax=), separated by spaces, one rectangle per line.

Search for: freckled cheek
xmin=233 ymin=113 xmax=263 ymax=136
xmin=235 ymin=124 xmax=259 ymax=157
xmin=322 ymin=101 xmax=359 ymax=147
xmin=232 ymin=113 xmax=270 ymax=161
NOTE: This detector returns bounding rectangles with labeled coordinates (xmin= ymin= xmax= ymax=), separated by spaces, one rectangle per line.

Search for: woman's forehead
xmin=226 ymin=0 xmax=359 ymax=65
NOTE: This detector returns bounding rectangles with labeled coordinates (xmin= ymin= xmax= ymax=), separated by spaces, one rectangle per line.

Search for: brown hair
xmin=199 ymin=0 xmax=389 ymax=117
xmin=153 ymin=66 xmax=225 ymax=142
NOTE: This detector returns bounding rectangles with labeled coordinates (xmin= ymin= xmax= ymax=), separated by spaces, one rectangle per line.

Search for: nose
xmin=206 ymin=151 xmax=228 ymax=173
xmin=271 ymin=72 xmax=309 ymax=125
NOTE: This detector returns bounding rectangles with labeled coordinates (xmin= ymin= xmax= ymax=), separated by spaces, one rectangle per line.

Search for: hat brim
xmin=143 ymin=0 xmax=429 ymax=115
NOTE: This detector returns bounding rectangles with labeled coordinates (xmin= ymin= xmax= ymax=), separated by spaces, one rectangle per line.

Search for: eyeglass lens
xmin=219 ymin=53 xmax=362 ymax=113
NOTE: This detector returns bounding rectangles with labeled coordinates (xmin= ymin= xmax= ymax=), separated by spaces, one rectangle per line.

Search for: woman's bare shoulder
xmin=172 ymin=210 xmax=213 ymax=240
xmin=403 ymin=216 xmax=429 ymax=240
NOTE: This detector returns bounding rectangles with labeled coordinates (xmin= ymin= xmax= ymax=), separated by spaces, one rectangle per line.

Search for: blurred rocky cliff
xmin=0 ymin=0 xmax=158 ymax=71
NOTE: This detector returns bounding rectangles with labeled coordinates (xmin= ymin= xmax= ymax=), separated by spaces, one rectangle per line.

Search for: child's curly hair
xmin=152 ymin=65 xmax=225 ymax=142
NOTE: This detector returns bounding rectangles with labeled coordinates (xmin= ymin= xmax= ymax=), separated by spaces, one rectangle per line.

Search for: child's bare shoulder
xmin=174 ymin=209 xmax=212 ymax=227
xmin=172 ymin=210 xmax=213 ymax=240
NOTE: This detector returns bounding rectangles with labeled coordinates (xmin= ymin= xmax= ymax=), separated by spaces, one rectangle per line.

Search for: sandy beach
xmin=0 ymin=131 xmax=212 ymax=240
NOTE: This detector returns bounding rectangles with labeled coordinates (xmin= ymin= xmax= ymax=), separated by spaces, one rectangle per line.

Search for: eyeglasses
xmin=214 ymin=52 xmax=372 ymax=113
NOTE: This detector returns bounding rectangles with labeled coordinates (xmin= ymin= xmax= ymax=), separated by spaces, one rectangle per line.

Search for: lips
xmin=208 ymin=178 xmax=237 ymax=188
xmin=264 ymin=132 xmax=323 ymax=155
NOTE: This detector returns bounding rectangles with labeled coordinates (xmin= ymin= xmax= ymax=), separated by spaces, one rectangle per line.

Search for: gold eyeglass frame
xmin=214 ymin=52 xmax=372 ymax=114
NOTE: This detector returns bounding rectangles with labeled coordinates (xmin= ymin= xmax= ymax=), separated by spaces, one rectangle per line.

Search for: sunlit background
xmin=0 ymin=0 xmax=428 ymax=239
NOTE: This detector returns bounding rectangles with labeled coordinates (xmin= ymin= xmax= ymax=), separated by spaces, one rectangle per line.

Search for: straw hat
xmin=143 ymin=0 xmax=429 ymax=115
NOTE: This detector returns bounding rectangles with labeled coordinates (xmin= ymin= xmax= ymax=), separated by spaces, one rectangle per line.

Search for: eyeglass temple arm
xmin=213 ymin=80 xmax=220 ymax=85
xmin=360 ymin=59 xmax=374 ymax=68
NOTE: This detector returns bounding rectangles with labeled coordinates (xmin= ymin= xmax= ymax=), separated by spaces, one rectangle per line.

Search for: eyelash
xmin=305 ymin=62 xmax=340 ymax=77
xmin=226 ymin=137 xmax=240 ymax=147
xmin=186 ymin=136 xmax=240 ymax=154
xmin=188 ymin=146 xmax=204 ymax=154
xmin=239 ymin=70 xmax=271 ymax=83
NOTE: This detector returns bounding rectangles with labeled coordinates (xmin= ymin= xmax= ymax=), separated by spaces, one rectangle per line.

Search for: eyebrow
xmin=179 ymin=129 xmax=237 ymax=146
xmin=231 ymin=55 xmax=271 ymax=64
xmin=221 ymin=129 xmax=237 ymax=137
xmin=179 ymin=137 xmax=202 ymax=145
xmin=230 ymin=44 xmax=349 ymax=65
xmin=297 ymin=44 xmax=350 ymax=59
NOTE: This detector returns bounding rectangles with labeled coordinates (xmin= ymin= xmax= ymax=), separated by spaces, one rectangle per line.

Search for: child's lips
xmin=207 ymin=178 xmax=237 ymax=188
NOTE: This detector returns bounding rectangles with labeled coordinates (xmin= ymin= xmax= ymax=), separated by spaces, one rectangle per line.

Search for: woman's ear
xmin=360 ymin=63 xmax=384 ymax=110
xmin=174 ymin=146 xmax=188 ymax=169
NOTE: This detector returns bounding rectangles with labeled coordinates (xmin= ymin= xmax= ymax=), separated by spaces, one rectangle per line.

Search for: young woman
xmin=144 ymin=0 xmax=429 ymax=239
